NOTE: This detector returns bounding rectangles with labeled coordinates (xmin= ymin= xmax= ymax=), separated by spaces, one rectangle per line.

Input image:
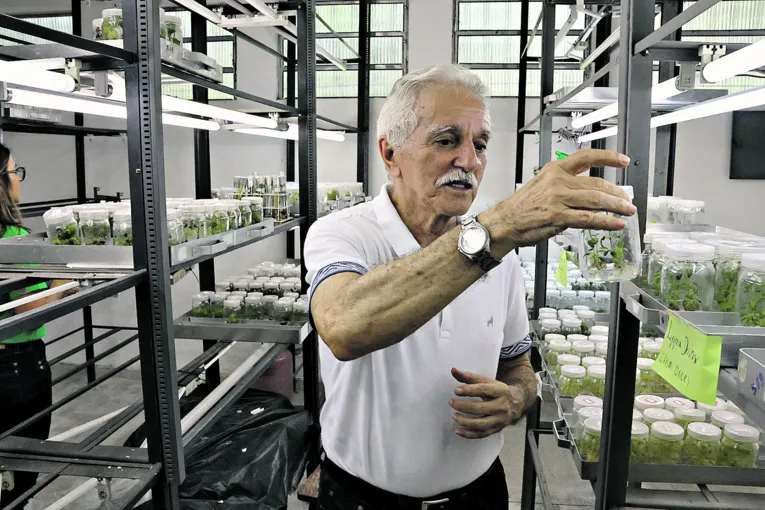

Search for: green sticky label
xmin=555 ymin=250 xmax=568 ymax=287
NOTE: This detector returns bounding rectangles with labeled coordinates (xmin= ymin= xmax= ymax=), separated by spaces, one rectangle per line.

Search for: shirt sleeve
xmin=500 ymin=252 xmax=531 ymax=359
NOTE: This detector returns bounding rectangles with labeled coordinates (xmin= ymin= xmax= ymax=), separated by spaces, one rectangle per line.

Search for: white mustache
xmin=435 ymin=169 xmax=478 ymax=188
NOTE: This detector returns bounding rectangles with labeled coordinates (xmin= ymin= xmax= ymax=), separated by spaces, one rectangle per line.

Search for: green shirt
xmin=1 ymin=225 xmax=48 ymax=343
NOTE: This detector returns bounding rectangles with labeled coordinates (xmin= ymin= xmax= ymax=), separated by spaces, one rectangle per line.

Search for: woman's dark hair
xmin=0 ymin=142 xmax=23 ymax=235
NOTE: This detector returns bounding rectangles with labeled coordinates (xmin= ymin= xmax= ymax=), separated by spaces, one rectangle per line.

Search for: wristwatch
xmin=457 ymin=215 xmax=502 ymax=272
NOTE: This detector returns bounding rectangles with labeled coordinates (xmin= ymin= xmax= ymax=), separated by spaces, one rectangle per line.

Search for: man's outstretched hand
xmin=449 ymin=367 xmax=526 ymax=439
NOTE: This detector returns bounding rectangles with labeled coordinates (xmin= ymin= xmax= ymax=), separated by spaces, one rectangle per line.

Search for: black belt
xmin=322 ymin=457 xmax=501 ymax=510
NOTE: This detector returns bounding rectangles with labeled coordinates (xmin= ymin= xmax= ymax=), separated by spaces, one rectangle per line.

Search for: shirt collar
xmin=372 ymin=184 xmax=422 ymax=257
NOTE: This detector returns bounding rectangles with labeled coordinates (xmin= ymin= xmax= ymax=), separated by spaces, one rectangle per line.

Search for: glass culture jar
xmin=559 ymin=290 xmax=578 ymax=310
xmin=247 ymin=280 xmax=264 ymax=294
xmin=243 ymin=295 xmax=263 ymax=320
xmin=582 ymin=356 xmax=605 ymax=370
xmin=635 ymin=394 xmax=665 ymax=413
xmin=593 ymin=291 xmax=611 ymax=313
xmin=559 ymin=364 xmax=586 ymax=397
xmin=558 ymin=308 xmax=577 ymax=318
xmin=556 ymin=354 xmax=580 ymax=376
xmin=575 ymin=407 xmax=603 ymax=441
xmin=247 ymin=197 xmax=264 ymax=224
xmin=572 ymin=339 xmax=595 ymax=358
xmin=539 ymin=319 xmax=562 ymax=340
xmin=579 ymin=417 xmax=603 ymax=461
xmin=567 ymin=334 xmax=588 ymax=344
xmin=233 ymin=279 xmax=250 ymax=292
xmin=224 ymin=298 xmax=242 ymax=323
xmin=630 ymin=421 xmax=651 ymax=464
xmin=263 ymin=281 xmax=281 ymax=297
xmin=112 ymin=208 xmax=132 ymax=246
xmin=210 ymin=293 xmax=227 ymax=318
xmin=583 ymin=365 xmax=606 ymax=398
xmin=579 ymin=186 xmax=641 ymax=282
xmin=525 ymin=286 xmax=535 ymax=311
xmin=191 ymin=293 xmax=210 ymax=318
xmin=261 ymin=295 xmax=279 ymax=319
xmin=572 ymin=304 xmax=590 ymax=313
xmin=675 ymin=408 xmax=706 ymax=430
xmin=719 ymin=424 xmax=760 ymax=468
xmin=664 ymin=397 xmax=694 ymax=416
xmin=561 ymin=317 xmax=582 ymax=336
xmin=292 ymin=300 xmax=309 ymax=325
xmin=594 ymin=341 xmax=609 ymax=360
xmin=591 ymin=325 xmax=609 ymax=337
xmin=538 ymin=312 xmax=557 ymax=322
xmin=697 ymin=399 xmax=728 ymax=422
xmin=80 ymin=209 xmax=113 ymax=245
xmin=543 ymin=333 xmax=565 ymax=346
xmin=661 ymin=243 xmax=716 ymax=312
xmin=167 ymin=208 xmax=184 ymax=246
xmin=274 ymin=298 xmax=294 ymax=325
xmin=544 ymin=339 xmax=572 ymax=368
xmin=683 ymin=422 xmax=722 ymax=466
xmin=577 ymin=310 xmax=596 ymax=335
xmin=279 ymin=282 xmax=295 ymax=296
xmin=642 ymin=408 xmax=676 ymax=427
xmin=713 ymin=243 xmax=761 ymax=312
xmin=736 ymin=253 xmax=765 ymax=327
xmin=182 ymin=204 xmax=207 ymax=241
xmin=215 ymin=280 xmax=232 ymax=293
xmin=633 ymin=409 xmax=644 ymax=423
xmin=283 ymin=292 xmax=300 ymax=301
xmin=539 ymin=307 xmax=557 ymax=316
xmin=678 ymin=199 xmax=705 ymax=225
xmin=546 ymin=290 xmax=561 ymax=309
xmin=636 ymin=358 xmax=658 ymax=394
xmin=205 ymin=204 xmax=230 ymax=235
xmin=238 ymin=200 xmax=253 ymax=227
xmin=100 ymin=8 xmax=124 ymax=40
xmin=711 ymin=410 xmax=745 ymax=429
xmin=648 ymin=237 xmax=679 ymax=296
xmin=573 ymin=395 xmax=603 ymax=436
xmin=577 ymin=290 xmax=596 ymax=310
xmin=641 ymin=341 xmax=662 ymax=361
xmin=647 ymin=421 xmax=685 ymax=464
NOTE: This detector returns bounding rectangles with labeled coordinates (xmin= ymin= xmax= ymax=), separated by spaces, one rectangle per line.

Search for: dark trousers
xmin=319 ymin=457 xmax=509 ymax=510
xmin=0 ymin=340 xmax=52 ymax=509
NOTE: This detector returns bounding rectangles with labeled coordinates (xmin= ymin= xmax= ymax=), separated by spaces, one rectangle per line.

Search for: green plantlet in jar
xmin=252 ymin=210 xmax=263 ymax=223
xmin=740 ymin=280 xmax=765 ymax=327
xmin=719 ymin=437 xmax=758 ymax=468
xmin=630 ymin=438 xmax=651 ymax=464
xmin=651 ymin=267 xmax=662 ymax=296
xmin=191 ymin=305 xmax=209 ymax=318
xmin=326 ymin=189 xmax=339 ymax=201
xmin=579 ymin=432 xmax=601 ymax=461
xmin=581 ymin=323 xmax=592 ymax=336
xmin=683 ymin=438 xmax=720 ymax=466
xmin=225 ymin=313 xmax=240 ymax=324
xmin=210 ymin=303 xmax=224 ymax=319
xmin=715 ymin=267 xmax=740 ymax=312
xmin=114 ymin=232 xmax=132 ymax=246
xmin=51 ymin=222 xmax=81 ymax=245
xmin=646 ymin=435 xmax=683 ymax=464
xmin=558 ymin=378 xmax=583 ymax=397
xmin=664 ymin=268 xmax=702 ymax=312
xmin=81 ymin=222 xmax=111 ymax=245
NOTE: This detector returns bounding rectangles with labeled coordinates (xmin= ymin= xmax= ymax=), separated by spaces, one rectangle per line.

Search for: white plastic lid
xmin=583 ymin=417 xmax=602 ymax=435
xmin=578 ymin=290 xmax=595 ymax=298
xmin=587 ymin=365 xmax=607 ymax=380
xmin=592 ymin=325 xmax=609 ymax=336
xmin=717 ymin=242 xmax=760 ymax=257
xmin=79 ymin=208 xmax=109 ymax=221
xmin=113 ymin=209 xmax=132 ymax=222
xmin=697 ymin=399 xmax=728 ymax=414
xmin=557 ymin=354 xmax=581 ymax=366
xmin=582 ymin=356 xmax=606 ymax=368
xmin=562 ymin=317 xmax=583 ymax=328
xmin=538 ymin=312 xmax=558 ymax=321
xmin=684 ymin=199 xmax=705 ymax=210
xmin=572 ymin=305 xmax=590 ymax=311
xmin=560 ymin=289 xmax=577 ymax=298
xmin=578 ymin=407 xmax=604 ymax=421
xmin=638 ymin=337 xmax=652 ymax=346
xmin=595 ymin=291 xmax=611 ymax=299
xmin=539 ymin=307 xmax=557 ymax=315
xmin=631 ymin=421 xmax=650 ymax=439
xmin=642 ymin=341 xmax=662 ymax=354
xmin=643 ymin=407 xmax=675 ymax=424
xmin=741 ymin=252 xmax=765 ymax=271
xmin=650 ymin=421 xmax=684 ymax=441
xmin=724 ymin=423 xmax=760 ymax=443
xmin=711 ymin=410 xmax=745 ymax=428
xmin=572 ymin=340 xmax=595 ymax=354
xmin=620 ymin=185 xmax=635 ymax=200
xmin=544 ymin=333 xmax=566 ymax=343
xmin=102 ymin=8 xmax=123 ymax=17
xmin=675 ymin=408 xmax=706 ymax=423
xmin=166 ymin=208 xmax=181 ymax=220
xmin=165 ymin=14 xmax=182 ymax=24
xmin=261 ymin=295 xmax=279 ymax=302
xmin=223 ymin=298 xmax=241 ymax=306
xmin=636 ymin=358 xmax=655 ymax=370
xmin=560 ymin=364 xmax=586 ymax=379
xmin=595 ymin=342 xmax=609 ymax=356
xmin=574 ymin=395 xmax=603 ymax=411
xmin=541 ymin=319 xmax=562 ymax=328
xmin=664 ymin=397 xmax=694 ymax=412
xmin=633 ymin=409 xmax=643 ymax=422
xmin=549 ymin=340 xmax=572 ymax=352
xmin=635 ymin=394 xmax=665 ymax=411
xmin=546 ymin=289 xmax=560 ymax=297
xmin=558 ymin=309 xmax=577 ymax=317
xmin=726 ymin=401 xmax=745 ymax=417
xmin=577 ymin=310 xmax=596 ymax=320
xmin=244 ymin=295 xmax=262 ymax=304
xmin=665 ymin=242 xmax=715 ymax=261
xmin=567 ymin=334 xmax=588 ymax=343
xmin=589 ymin=334 xmax=609 ymax=344
xmin=687 ymin=422 xmax=722 ymax=442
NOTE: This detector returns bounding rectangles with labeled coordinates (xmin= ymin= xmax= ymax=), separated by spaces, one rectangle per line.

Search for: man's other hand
xmin=449 ymin=367 xmax=526 ymax=439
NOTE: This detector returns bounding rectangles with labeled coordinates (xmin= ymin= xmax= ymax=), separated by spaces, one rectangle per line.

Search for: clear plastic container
xmin=583 ymin=365 xmax=606 ymax=398
xmin=546 ymin=290 xmax=561 ymax=309
xmin=164 ymin=14 xmax=182 ymax=45
xmin=181 ymin=204 xmax=207 ymax=241
xmin=591 ymin=325 xmax=609 ymax=337
xmin=556 ymin=354 xmax=580 ymax=375
xmin=248 ymin=197 xmax=264 ymax=223
xmin=736 ymin=253 xmax=765 ymax=327
xmin=661 ymin=243 xmax=715 ymax=312
xmin=224 ymin=298 xmax=242 ymax=323
xmin=579 ymin=186 xmax=641 ymax=282
xmin=544 ymin=339 xmax=572 ymax=368
xmin=677 ymin=199 xmax=705 ymax=225
xmin=710 ymin=410 xmax=745 ymax=429
xmin=635 ymin=395 xmax=665 ymax=412
xmin=539 ymin=319 xmax=562 ymax=340
xmin=593 ymin=291 xmax=611 ymax=313
xmin=641 ymin=341 xmax=662 ymax=361
xmin=101 ymin=8 xmax=123 ymax=40
xmin=675 ymin=408 xmax=707 ymax=429
xmin=561 ymin=317 xmax=583 ymax=336
xmin=719 ymin=424 xmax=760 ymax=468
xmin=577 ymin=290 xmax=596 ymax=310
xmin=664 ymin=397 xmax=694 ymax=416
xmin=559 ymin=289 xmax=577 ymax=309
xmin=558 ymin=309 xmax=577 ymax=318
xmin=167 ymin=208 xmax=183 ymax=246
xmin=223 ymin=201 xmax=240 ymax=229
xmin=576 ymin=310 xmax=595 ymax=335
xmin=713 ymin=243 xmax=761 ymax=312
xmin=230 ymin=279 xmax=248 ymax=292
xmin=243 ymin=296 xmax=263 ymax=320
xmin=582 ymin=356 xmax=605 ymax=370
xmin=112 ymin=209 xmax=132 ymax=246
xmin=648 ymin=237 xmax=681 ymax=296
xmin=279 ymin=282 xmax=296 ymax=296
xmin=44 ymin=208 xmax=81 ymax=245
xmin=538 ymin=312 xmax=557 ymax=321
xmin=292 ymin=300 xmax=309 ymax=325
xmin=594 ymin=341 xmax=609 ymax=359
xmin=263 ymin=281 xmax=281 ymax=297
xmin=261 ymin=295 xmax=279 ymax=319
xmin=236 ymin=200 xmax=253 ymax=227
xmin=579 ymin=417 xmax=602 ymax=461
xmin=683 ymin=422 xmax=722 ymax=466
xmin=205 ymin=204 xmax=230 ymax=235
xmin=539 ymin=307 xmax=557 ymax=316
xmin=559 ymin=364 xmax=587 ymax=397
xmin=642 ymin=408 xmax=676 ymax=426
xmin=572 ymin=340 xmax=595 ymax=358
xmin=210 ymin=293 xmax=227 ymax=318
xmin=274 ymin=299 xmax=294 ymax=324
xmin=630 ymin=421 xmax=651 ymax=464
xmin=79 ymin=209 xmax=112 ymax=245
xmin=647 ymin=421 xmax=684 ymax=464
xmin=573 ymin=396 xmax=603 ymax=437
xmin=646 ymin=196 xmax=668 ymax=225
xmin=215 ymin=280 xmax=232 ymax=292
xmin=191 ymin=293 xmax=210 ymax=318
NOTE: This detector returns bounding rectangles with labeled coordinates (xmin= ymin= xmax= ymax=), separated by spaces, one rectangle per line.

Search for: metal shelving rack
xmin=0 ymin=0 xmax=369 ymax=508
xmin=515 ymin=1 xmax=765 ymax=509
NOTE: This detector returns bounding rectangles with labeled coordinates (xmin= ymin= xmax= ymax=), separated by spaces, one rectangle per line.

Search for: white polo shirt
xmin=304 ymin=184 xmax=530 ymax=498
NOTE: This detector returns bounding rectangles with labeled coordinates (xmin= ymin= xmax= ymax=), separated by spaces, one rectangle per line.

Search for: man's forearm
xmin=496 ymin=354 xmax=538 ymax=412
xmin=311 ymin=211 xmax=512 ymax=361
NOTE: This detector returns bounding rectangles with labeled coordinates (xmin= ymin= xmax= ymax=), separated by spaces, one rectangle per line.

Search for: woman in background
xmin=0 ymin=142 xmax=71 ymax=508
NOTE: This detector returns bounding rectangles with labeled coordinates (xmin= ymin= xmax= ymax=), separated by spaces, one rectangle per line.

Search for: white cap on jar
xmin=631 ymin=421 xmax=650 ymax=439
xmin=642 ymin=341 xmax=662 ymax=355
xmin=538 ymin=312 xmax=558 ymax=321
xmin=572 ymin=340 xmax=595 ymax=355
xmin=636 ymin=357 xmax=655 ymax=370
xmin=557 ymin=354 xmax=580 ymax=366
xmin=544 ymin=333 xmax=566 ymax=343
xmin=650 ymin=421 xmax=684 ymax=441
xmin=635 ymin=394 xmax=665 ymax=411
xmin=642 ymin=407 xmax=675 ymax=425
xmin=595 ymin=342 xmax=609 ymax=356
xmin=591 ymin=325 xmax=609 ymax=336
xmin=674 ymin=408 xmax=706 ymax=424
xmin=548 ymin=340 xmax=572 ymax=352
xmin=578 ymin=407 xmax=603 ymax=421
xmin=541 ymin=319 xmax=562 ymax=328
xmin=664 ymin=242 xmax=715 ymax=262
xmin=562 ymin=317 xmax=582 ymax=328
xmin=567 ymin=334 xmax=588 ymax=343
xmin=687 ymin=422 xmax=722 ymax=443
xmin=710 ymin=410 xmax=745 ymax=428
xmin=539 ymin=307 xmax=556 ymax=315
xmin=578 ymin=290 xmax=595 ymax=298
xmin=582 ymin=356 xmax=605 ymax=369
xmin=560 ymin=365 xmax=586 ymax=379
xmin=664 ymin=397 xmax=694 ymax=414
xmin=723 ymin=423 xmax=760 ymax=443
xmin=574 ymin=395 xmax=603 ymax=411
xmin=741 ymin=252 xmax=765 ymax=271
xmin=558 ymin=309 xmax=577 ymax=317
xmin=697 ymin=399 xmax=728 ymax=415
xmin=583 ymin=417 xmax=602 ymax=436
xmin=572 ymin=305 xmax=590 ymax=312
xmin=633 ymin=409 xmax=643 ymax=423
xmin=587 ymin=365 xmax=607 ymax=380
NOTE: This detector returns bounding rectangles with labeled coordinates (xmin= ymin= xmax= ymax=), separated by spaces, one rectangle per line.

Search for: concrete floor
xmin=23 ymin=363 xmax=761 ymax=509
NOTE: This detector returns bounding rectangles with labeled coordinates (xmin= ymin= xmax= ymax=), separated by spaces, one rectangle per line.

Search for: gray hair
xmin=376 ymin=64 xmax=490 ymax=150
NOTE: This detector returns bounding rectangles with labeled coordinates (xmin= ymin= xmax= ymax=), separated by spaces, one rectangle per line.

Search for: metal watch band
xmin=476 ymin=250 xmax=502 ymax=272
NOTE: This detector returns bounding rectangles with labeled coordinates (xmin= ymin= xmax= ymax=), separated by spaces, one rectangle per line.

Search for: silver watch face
xmin=459 ymin=225 xmax=488 ymax=255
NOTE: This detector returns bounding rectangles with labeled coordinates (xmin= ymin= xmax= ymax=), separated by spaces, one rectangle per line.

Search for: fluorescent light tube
xmin=702 ymin=39 xmax=765 ymax=83
xmin=579 ymin=84 xmax=765 ymax=142
xmin=172 ymin=0 xmax=222 ymax=24
xmin=159 ymin=96 xmax=278 ymax=128
xmin=7 ymin=88 xmax=220 ymax=131
xmin=235 ymin=124 xmax=345 ymax=142
xmin=0 ymin=61 xmax=75 ymax=93
xmin=571 ymin=77 xmax=684 ymax=129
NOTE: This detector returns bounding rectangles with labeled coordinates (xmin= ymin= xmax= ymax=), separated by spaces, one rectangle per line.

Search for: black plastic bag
xmin=129 ymin=387 xmax=311 ymax=510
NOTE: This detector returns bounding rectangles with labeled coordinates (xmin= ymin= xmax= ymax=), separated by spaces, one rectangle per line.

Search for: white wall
xmin=3 ymin=0 xmax=760 ymax=368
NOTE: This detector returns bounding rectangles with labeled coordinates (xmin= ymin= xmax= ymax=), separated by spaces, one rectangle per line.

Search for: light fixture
xmin=6 ymin=88 xmax=220 ymax=131
xmin=234 ymin=124 xmax=346 ymax=142
xmin=701 ymin=39 xmax=765 ymax=83
xmin=571 ymin=77 xmax=685 ymax=129
xmin=172 ymin=0 xmax=222 ymax=24
xmin=0 ymin=61 xmax=76 ymax=93
xmin=578 ymin=84 xmax=765 ymax=142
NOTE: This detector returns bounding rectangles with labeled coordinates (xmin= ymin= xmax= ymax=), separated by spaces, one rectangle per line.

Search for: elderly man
xmin=305 ymin=65 xmax=633 ymax=510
